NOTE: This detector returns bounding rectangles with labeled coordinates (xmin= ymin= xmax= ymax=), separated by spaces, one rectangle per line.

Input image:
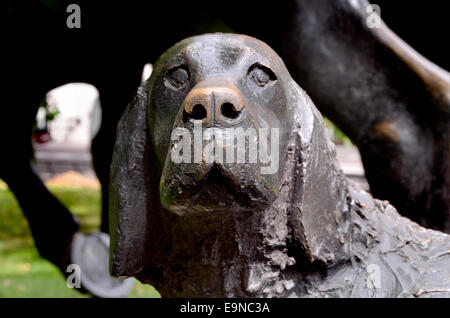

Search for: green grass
xmin=323 ymin=117 xmax=353 ymax=146
xmin=0 ymin=180 xmax=160 ymax=298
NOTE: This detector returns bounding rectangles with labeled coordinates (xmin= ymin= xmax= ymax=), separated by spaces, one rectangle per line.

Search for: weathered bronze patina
xmin=110 ymin=34 xmax=450 ymax=297
xmin=254 ymin=0 xmax=450 ymax=232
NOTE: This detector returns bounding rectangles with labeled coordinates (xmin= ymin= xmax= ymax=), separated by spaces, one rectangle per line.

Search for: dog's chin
xmin=160 ymin=162 xmax=278 ymax=216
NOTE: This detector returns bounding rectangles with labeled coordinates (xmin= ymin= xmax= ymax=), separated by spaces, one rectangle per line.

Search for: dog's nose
xmin=183 ymin=79 xmax=244 ymax=125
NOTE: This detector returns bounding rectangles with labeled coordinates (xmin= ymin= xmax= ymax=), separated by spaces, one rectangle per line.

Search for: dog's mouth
xmin=160 ymin=161 xmax=278 ymax=216
xmin=189 ymin=164 xmax=251 ymax=211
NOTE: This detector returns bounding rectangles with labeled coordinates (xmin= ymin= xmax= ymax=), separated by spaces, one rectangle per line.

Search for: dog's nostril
xmin=189 ymin=104 xmax=207 ymax=120
xmin=221 ymin=103 xmax=241 ymax=119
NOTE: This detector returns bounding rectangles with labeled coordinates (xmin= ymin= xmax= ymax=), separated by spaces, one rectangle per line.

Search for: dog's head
xmin=148 ymin=34 xmax=302 ymax=215
xmin=109 ymin=34 xmax=348 ymax=279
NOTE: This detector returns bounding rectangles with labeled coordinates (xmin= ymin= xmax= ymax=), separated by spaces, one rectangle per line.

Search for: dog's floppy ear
xmin=109 ymin=85 xmax=153 ymax=277
xmin=288 ymin=83 xmax=350 ymax=264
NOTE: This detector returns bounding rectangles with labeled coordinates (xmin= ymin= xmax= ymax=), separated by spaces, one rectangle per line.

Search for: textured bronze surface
xmin=110 ymin=34 xmax=450 ymax=297
xmin=1 ymin=1 xmax=448 ymax=288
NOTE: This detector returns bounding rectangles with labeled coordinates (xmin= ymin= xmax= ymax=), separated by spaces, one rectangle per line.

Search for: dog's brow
xmin=183 ymin=43 xmax=252 ymax=74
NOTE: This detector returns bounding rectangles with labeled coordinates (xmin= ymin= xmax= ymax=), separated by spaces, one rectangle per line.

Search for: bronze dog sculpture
xmin=109 ymin=34 xmax=450 ymax=297
xmin=2 ymin=1 xmax=449 ymax=297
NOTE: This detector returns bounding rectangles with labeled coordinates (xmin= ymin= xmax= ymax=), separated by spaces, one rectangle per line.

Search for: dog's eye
xmin=165 ymin=66 xmax=190 ymax=90
xmin=248 ymin=64 xmax=277 ymax=87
